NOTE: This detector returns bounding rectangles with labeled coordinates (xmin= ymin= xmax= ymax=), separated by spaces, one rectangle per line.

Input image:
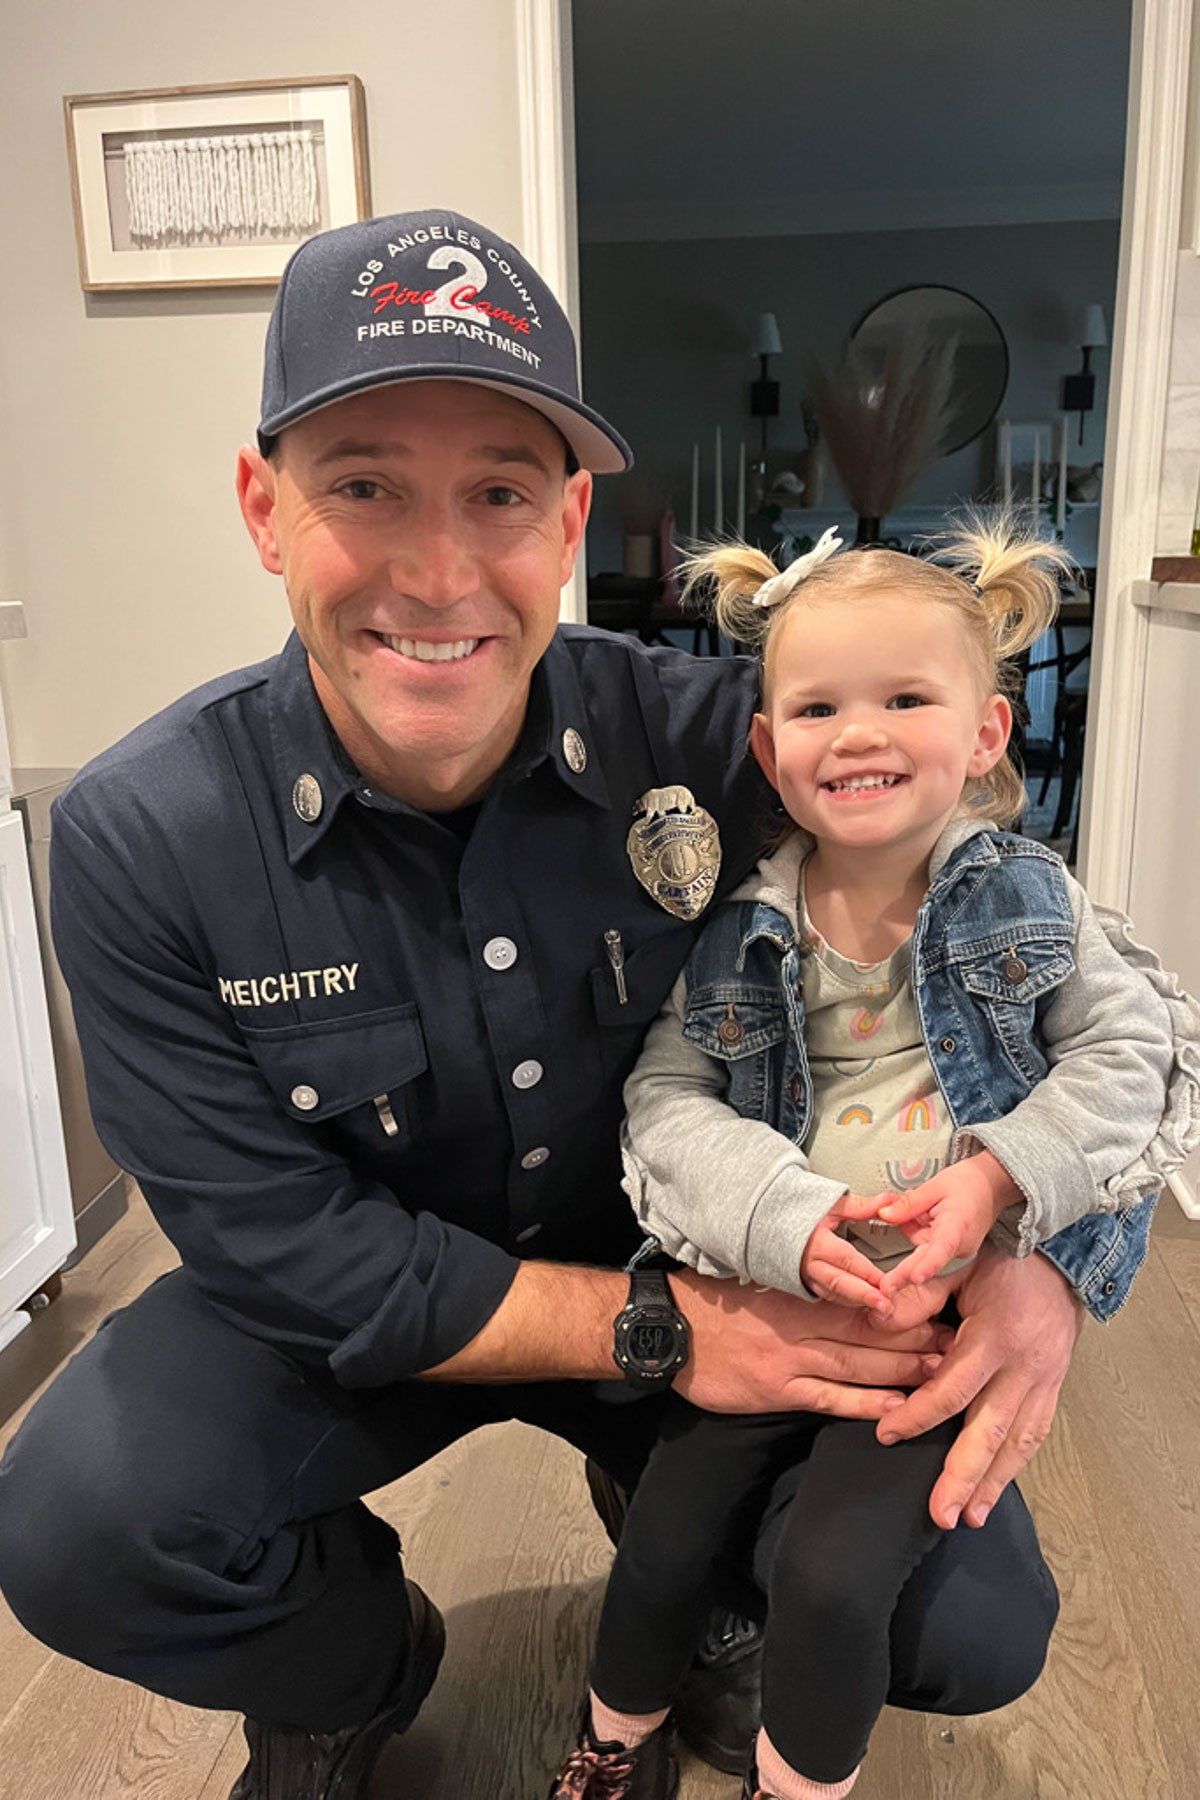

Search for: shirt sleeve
xmin=959 ymin=877 xmax=1200 ymax=1255
xmin=50 ymin=791 xmax=520 ymax=1385
xmin=619 ymin=976 xmax=847 ymax=1297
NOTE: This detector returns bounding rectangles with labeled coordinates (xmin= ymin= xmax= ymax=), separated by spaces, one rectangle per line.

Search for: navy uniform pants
xmin=0 ymin=1270 xmax=1058 ymax=1735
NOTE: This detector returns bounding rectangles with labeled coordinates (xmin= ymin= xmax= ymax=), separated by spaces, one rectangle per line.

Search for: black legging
xmin=592 ymin=1396 xmax=1058 ymax=1783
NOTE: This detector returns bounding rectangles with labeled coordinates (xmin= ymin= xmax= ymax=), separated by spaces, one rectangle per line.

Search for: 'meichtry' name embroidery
xmin=218 ymin=964 xmax=360 ymax=1008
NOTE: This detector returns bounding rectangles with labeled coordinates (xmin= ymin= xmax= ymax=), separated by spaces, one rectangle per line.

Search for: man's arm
xmin=420 ymin=1257 xmax=951 ymax=1418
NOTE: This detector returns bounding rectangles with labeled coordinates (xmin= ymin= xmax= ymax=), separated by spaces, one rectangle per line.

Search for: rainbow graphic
xmin=850 ymin=1007 xmax=886 ymax=1040
xmin=899 ymin=1096 xmax=937 ymax=1133
xmin=837 ymin=1104 xmax=873 ymax=1127
xmin=831 ymin=1057 xmax=877 ymax=1077
xmin=884 ymin=1156 xmax=940 ymax=1190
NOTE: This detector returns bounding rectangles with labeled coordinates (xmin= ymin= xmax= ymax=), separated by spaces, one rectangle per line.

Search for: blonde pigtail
xmin=935 ymin=509 xmax=1073 ymax=668
xmin=676 ymin=541 xmax=781 ymax=653
xmin=929 ymin=510 xmax=1075 ymax=826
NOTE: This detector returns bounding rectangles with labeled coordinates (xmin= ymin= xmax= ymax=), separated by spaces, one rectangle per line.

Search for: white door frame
xmin=1078 ymin=0 xmax=1193 ymax=908
xmin=515 ymin=0 xmax=588 ymax=624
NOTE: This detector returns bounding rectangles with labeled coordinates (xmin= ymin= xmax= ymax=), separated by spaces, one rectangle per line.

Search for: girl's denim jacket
xmin=621 ymin=820 xmax=1200 ymax=1323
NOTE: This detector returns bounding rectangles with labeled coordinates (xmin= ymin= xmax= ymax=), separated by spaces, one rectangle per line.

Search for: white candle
xmin=714 ymin=426 xmax=723 ymax=534
xmin=1056 ymin=416 xmax=1068 ymax=537
xmin=736 ymin=441 xmax=746 ymax=538
xmin=1002 ymin=422 xmax=1012 ymax=508
xmin=689 ymin=443 xmax=699 ymax=541
xmin=1032 ymin=435 xmax=1041 ymax=522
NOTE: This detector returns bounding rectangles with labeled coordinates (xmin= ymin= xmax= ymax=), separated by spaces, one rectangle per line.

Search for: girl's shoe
xmin=546 ymin=1709 xmax=679 ymax=1799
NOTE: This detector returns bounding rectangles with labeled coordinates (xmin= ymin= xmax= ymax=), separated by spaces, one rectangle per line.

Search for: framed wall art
xmin=64 ymin=76 xmax=371 ymax=292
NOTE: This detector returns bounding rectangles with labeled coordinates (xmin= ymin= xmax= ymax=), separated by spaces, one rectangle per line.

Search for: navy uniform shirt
xmin=51 ymin=627 xmax=768 ymax=1386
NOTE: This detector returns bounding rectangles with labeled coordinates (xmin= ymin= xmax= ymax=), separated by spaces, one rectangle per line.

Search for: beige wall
xmin=0 ymin=2 xmax=527 ymax=768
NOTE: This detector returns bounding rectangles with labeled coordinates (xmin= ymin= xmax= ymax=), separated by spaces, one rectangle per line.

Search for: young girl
xmin=547 ymin=520 xmax=1200 ymax=1800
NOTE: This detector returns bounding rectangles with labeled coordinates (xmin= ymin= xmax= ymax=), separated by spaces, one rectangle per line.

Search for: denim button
xmin=1103 ymin=1280 xmax=1116 ymax=1296
xmin=940 ymin=1036 xmax=956 ymax=1053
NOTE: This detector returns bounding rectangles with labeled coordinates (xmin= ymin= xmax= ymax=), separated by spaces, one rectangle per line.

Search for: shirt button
xmin=291 ymin=1084 xmax=320 ymax=1111
xmin=940 ymin=1036 xmax=956 ymax=1054
xmin=515 ymin=1223 xmax=544 ymax=1242
xmin=511 ymin=1059 xmax=544 ymax=1090
xmin=483 ymin=936 xmax=519 ymax=971
xmin=521 ymin=1146 xmax=550 ymax=1170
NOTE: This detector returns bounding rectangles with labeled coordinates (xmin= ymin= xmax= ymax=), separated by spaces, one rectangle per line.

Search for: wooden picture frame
xmin=64 ymin=76 xmax=371 ymax=292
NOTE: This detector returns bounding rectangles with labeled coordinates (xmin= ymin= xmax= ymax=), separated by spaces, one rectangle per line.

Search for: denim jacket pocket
xmin=956 ymin=940 xmax=1076 ymax=1007
xmin=682 ymin=987 xmax=788 ymax=1121
xmin=956 ymin=940 xmax=1075 ymax=1088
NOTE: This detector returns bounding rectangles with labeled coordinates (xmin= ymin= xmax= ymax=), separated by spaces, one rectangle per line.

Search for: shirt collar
xmin=269 ymin=627 xmax=612 ymax=867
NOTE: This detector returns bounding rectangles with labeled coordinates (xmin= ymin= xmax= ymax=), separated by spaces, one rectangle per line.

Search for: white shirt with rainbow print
xmin=797 ymin=872 xmax=948 ymax=1264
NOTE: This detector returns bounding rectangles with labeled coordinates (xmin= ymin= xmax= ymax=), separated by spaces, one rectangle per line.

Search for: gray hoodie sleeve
xmin=959 ymin=876 xmax=1200 ymax=1255
xmin=619 ymin=975 xmax=847 ymax=1298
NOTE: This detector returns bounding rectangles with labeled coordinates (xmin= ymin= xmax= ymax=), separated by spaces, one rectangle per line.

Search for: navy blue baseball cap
xmin=258 ymin=207 xmax=631 ymax=473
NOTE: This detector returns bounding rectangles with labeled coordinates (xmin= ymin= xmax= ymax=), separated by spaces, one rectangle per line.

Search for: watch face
xmin=627 ymin=1318 xmax=682 ymax=1371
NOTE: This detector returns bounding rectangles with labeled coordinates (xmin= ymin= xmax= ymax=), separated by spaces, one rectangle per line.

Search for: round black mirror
xmin=850 ymin=286 xmax=1009 ymax=456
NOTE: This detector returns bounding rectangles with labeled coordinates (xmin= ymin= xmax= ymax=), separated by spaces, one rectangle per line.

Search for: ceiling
xmin=571 ymin=0 xmax=1132 ymax=242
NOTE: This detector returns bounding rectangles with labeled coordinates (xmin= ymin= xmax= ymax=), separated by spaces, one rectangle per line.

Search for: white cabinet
xmin=0 ymin=806 xmax=74 ymax=1351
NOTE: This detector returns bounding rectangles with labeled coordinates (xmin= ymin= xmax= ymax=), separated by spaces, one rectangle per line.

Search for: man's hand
xmin=869 ymin=1243 xmax=1084 ymax=1529
xmin=672 ymin=1268 xmax=950 ymax=1418
xmin=837 ymin=1151 xmax=1023 ymax=1297
xmin=799 ymin=1211 xmax=894 ymax=1317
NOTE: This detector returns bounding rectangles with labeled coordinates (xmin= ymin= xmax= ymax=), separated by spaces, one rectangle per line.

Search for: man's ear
xmin=968 ymin=693 xmax=1013 ymax=776
xmin=236 ymin=447 xmax=284 ymax=576
xmin=558 ymin=469 xmax=593 ymax=587
xmin=749 ymin=712 xmax=779 ymax=790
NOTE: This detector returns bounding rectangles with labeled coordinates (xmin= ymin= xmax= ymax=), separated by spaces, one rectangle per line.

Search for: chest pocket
xmin=955 ymin=939 xmax=1075 ymax=1086
xmin=682 ymin=986 xmax=789 ymax=1120
xmin=591 ymin=929 xmax=695 ymax=1083
xmin=241 ymin=1001 xmax=427 ymax=1136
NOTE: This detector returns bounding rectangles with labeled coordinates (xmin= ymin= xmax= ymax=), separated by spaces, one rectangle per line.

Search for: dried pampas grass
xmin=808 ymin=330 xmax=957 ymax=523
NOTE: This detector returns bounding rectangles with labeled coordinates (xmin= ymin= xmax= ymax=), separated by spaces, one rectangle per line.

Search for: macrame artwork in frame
xmin=64 ymin=77 xmax=370 ymax=291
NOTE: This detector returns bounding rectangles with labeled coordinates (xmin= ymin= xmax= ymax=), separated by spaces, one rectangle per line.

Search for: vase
xmin=855 ymin=515 xmax=883 ymax=545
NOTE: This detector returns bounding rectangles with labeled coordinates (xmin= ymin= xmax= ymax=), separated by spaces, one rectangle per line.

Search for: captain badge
xmin=627 ymin=786 xmax=721 ymax=921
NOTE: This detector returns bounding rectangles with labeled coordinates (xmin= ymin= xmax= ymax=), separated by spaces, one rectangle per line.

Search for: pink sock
xmin=755 ymin=1728 xmax=860 ymax=1800
xmin=588 ymin=1689 xmax=669 ymax=1749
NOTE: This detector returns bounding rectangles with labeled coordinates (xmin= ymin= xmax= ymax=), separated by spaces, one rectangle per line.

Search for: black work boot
xmin=673 ymin=1609 xmax=762 ymax=1775
xmin=228 ymin=1579 xmax=445 ymax=1800
xmin=546 ymin=1707 xmax=679 ymax=1800
xmin=584 ymin=1460 xmax=763 ymax=1776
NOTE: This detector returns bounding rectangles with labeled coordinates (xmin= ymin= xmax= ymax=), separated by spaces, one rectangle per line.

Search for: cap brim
xmin=258 ymin=366 xmax=632 ymax=474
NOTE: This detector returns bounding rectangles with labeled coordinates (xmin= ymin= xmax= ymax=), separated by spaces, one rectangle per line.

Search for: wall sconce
xmin=750 ymin=312 xmax=783 ymax=461
xmin=1061 ymin=303 xmax=1107 ymax=445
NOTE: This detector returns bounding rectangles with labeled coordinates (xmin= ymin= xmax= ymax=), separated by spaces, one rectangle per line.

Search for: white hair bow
xmin=751 ymin=526 xmax=844 ymax=609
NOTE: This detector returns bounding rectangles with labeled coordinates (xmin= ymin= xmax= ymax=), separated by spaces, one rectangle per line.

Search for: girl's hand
xmin=856 ymin=1152 xmax=1023 ymax=1297
xmin=800 ymin=1212 xmax=894 ymax=1317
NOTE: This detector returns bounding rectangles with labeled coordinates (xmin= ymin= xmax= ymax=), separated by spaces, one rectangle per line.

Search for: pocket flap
xmin=241 ymin=1003 xmax=427 ymax=1121
xmin=682 ymin=988 xmax=788 ymax=1060
xmin=958 ymin=942 xmax=1075 ymax=1005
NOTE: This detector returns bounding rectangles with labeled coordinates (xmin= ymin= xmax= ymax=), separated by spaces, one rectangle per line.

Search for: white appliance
xmin=0 ymin=603 xmax=75 ymax=1353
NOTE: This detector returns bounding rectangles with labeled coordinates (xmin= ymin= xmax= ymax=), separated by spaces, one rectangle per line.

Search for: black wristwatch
xmin=611 ymin=1237 xmax=690 ymax=1391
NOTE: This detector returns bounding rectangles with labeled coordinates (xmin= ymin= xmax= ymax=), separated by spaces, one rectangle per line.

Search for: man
xmin=0 ymin=210 xmax=1148 ymax=1800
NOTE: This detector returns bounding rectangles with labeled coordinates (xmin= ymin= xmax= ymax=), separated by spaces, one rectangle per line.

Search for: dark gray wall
xmin=580 ymin=219 xmax=1121 ymax=570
